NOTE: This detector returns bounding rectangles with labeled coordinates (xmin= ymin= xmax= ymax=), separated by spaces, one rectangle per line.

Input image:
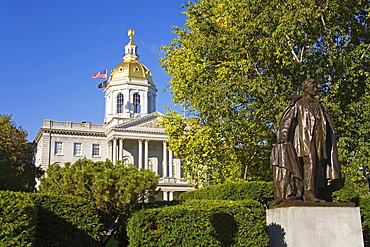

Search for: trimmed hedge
xmin=0 ymin=191 xmax=102 ymax=247
xmin=0 ymin=191 xmax=37 ymax=247
xmin=30 ymin=194 xmax=102 ymax=247
xmin=179 ymin=181 xmax=273 ymax=205
xmin=133 ymin=200 xmax=181 ymax=210
xmin=127 ymin=199 xmax=269 ymax=247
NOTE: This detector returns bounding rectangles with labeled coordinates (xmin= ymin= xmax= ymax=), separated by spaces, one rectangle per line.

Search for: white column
xmin=119 ymin=138 xmax=124 ymax=162
xmin=142 ymin=91 xmax=147 ymax=114
xmin=163 ymin=191 xmax=168 ymax=201
xmin=125 ymin=90 xmax=130 ymax=113
xmin=112 ymin=138 xmax=117 ymax=165
xmin=108 ymin=141 xmax=112 ymax=162
xmin=174 ymin=159 xmax=181 ymax=179
xmin=169 ymin=191 xmax=174 ymax=201
xmin=138 ymin=140 xmax=143 ymax=169
xmin=162 ymin=141 xmax=168 ymax=177
xmin=169 ymin=150 xmax=173 ymax=177
xmin=144 ymin=140 xmax=149 ymax=170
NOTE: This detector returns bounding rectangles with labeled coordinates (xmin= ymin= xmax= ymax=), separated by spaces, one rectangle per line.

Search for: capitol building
xmin=34 ymin=30 xmax=193 ymax=200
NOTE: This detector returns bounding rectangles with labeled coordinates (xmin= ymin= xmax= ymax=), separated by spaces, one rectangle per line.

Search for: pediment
xmin=113 ymin=112 xmax=164 ymax=131
xmin=134 ymin=117 xmax=162 ymax=128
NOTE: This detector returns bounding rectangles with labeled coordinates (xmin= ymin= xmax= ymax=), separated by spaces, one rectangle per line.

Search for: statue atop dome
xmin=128 ymin=29 xmax=135 ymax=45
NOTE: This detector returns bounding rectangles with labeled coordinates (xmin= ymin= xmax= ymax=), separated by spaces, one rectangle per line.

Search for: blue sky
xmin=0 ymin=0 xmax=188 ymax=141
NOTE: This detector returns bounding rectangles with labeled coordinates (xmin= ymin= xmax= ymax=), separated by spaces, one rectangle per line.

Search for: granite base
xmin=266 ymin=205 xmax=363 ymax=247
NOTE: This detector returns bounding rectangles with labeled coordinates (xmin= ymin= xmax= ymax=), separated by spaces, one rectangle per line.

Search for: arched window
xmin=117 ymin=93 xmax=124 ymax=113
xmin=53 ymin=162 xmax=62 ymax=168
xmin=133 ymin=93 xmax=140 ymax=113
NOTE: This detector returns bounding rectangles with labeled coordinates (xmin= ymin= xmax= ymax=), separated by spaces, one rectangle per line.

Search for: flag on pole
xmin=92 ymin=69 xmax=107 ymax=79
xmin=98 ymin=81 xmax=107 ymax=88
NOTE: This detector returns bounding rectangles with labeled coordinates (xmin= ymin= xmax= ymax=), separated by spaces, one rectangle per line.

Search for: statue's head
xmin=301 ymin=79 xmax=318 ymax=97
xmin=301 ymin=79 xmax=316 ymax=91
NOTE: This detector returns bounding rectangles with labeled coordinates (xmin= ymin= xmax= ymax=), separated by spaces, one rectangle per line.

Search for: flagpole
xmin=106 ymin=67 xmax=109 ymax=83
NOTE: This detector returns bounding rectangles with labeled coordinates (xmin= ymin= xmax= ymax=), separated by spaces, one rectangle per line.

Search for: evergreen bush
xmin=30 ymin=194 xmax=102 ymax=247
xmin=127 ymin=199 xmax=268 ymax=247
xmin=133 ymin=200 xmax=181 ymax=210
xmin=179 ymin=181 xmax=273 ymax=206
xmin=0 ymin=191 xmax=37 ymax=247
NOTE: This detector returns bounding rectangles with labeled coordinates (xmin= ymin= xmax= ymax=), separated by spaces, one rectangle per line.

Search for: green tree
xmin=38 ymin=159 xmax=159 ymax=246
xmin=0 ymin=114 xmax=43 ymax=192
xmin=160 ymin=0 xmax=370 ymax=187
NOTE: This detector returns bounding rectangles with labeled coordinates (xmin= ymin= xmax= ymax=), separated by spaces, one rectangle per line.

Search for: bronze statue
xmin=271 ymin=79 xmax=341 ymax=205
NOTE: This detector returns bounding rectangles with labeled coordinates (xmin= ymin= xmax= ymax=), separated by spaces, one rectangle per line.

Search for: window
xmin=54 ymin=142 xmax=63 ymax=155
xmin=74 ymin=143 xmax=82 ymax=156
xmin=148 ymin=95 xmax=152 ymax=113
xmin=53 ymin=162 xmax=62 ymax=167
xmin=92 ymin=144 xmax=100 ymax=156
xmin=117 ymin=93 xmax=124 ymax=113
xmin=122 ymin=157 xmax=130 ymax=166
xmin=133 ymin=93 xmax=140 ymax=113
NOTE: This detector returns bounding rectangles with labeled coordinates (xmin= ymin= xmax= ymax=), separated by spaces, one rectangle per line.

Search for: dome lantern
xmin=123 ymin=29 xmax=139 ymax=61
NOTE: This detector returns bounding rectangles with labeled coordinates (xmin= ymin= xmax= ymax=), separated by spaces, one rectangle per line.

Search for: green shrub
xmin=333 ymin=178 xmax=368 ymax=205
xmin=127 ymin=199 xmax=268 ymax=247
xmin=0 ymin=191 xmax=37 ymax=247
xmin=359 ymin=195 xmax=370 ymax=246
xmin=179 ymin=181 xmax=273 ymax=205
xmin=30 ymin=194 xmax=102 ymax=247
xmin=133 ymin=200 xmax=181 ymax=210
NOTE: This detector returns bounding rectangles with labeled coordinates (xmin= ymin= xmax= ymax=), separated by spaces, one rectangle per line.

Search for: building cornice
xmin=113 ymin=129 xmax=166 ymax=135
xmin=42 ymin=129 xmax=106 ymax=137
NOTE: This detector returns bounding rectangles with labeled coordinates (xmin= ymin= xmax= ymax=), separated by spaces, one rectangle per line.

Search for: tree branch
xmin=360 ymin=44 xmax=370 ymax=59
xmin=300 ymin=46 xmax=305 ymax=63
xmin=246 ymin=52 xmax=263 ymax=77
xmin=321 ymin=15 xmax=327 ymax=30
xmin=285 ymin=35 xmax=300 ymax=63
xmin=243 ymin=151 xmax=257 ymax=180
xmin=321 ymin=0 xmax=329 ymax=30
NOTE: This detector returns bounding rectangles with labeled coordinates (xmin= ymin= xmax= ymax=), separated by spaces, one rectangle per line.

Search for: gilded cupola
xmin=109 ymin=29 xmax=154 ymax=83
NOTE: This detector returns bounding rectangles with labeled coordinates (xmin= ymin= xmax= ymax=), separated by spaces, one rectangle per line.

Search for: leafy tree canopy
xmin=38 ymin=159 xmax=159 ymax=245
xmin=0 ymin=114 xmax=43 ymax=191
xmin=160 ymin=0 xmax=370 ymax=187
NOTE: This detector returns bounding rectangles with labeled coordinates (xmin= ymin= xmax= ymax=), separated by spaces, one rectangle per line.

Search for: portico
xmin=108 ymin=137 xmax=176 ymax=178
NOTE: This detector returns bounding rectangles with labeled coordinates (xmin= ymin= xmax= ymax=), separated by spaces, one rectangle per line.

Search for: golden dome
xmin=110 ymin=59 xmax=153 ymax=83
xmin=109 ymin=29 xmax=154 ymax=84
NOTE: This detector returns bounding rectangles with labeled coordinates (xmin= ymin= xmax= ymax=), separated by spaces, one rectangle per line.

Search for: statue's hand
xmin=278 ymin=139 xmax=289 ymax=144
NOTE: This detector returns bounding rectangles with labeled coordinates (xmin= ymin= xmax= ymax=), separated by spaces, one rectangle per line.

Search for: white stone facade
xmin=34 ymin=120 xmax=107 ymax=168
xmin=34 ymin=30 xmax=194 ymax=199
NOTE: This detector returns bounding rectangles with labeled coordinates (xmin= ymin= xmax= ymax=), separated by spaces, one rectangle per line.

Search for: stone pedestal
xmin=266 ymin=203 xmax=364 ymax=247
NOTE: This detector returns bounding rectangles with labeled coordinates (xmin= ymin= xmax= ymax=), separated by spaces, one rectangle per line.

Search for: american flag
xmin=92 ymin=69 xmax=107 ymax=79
